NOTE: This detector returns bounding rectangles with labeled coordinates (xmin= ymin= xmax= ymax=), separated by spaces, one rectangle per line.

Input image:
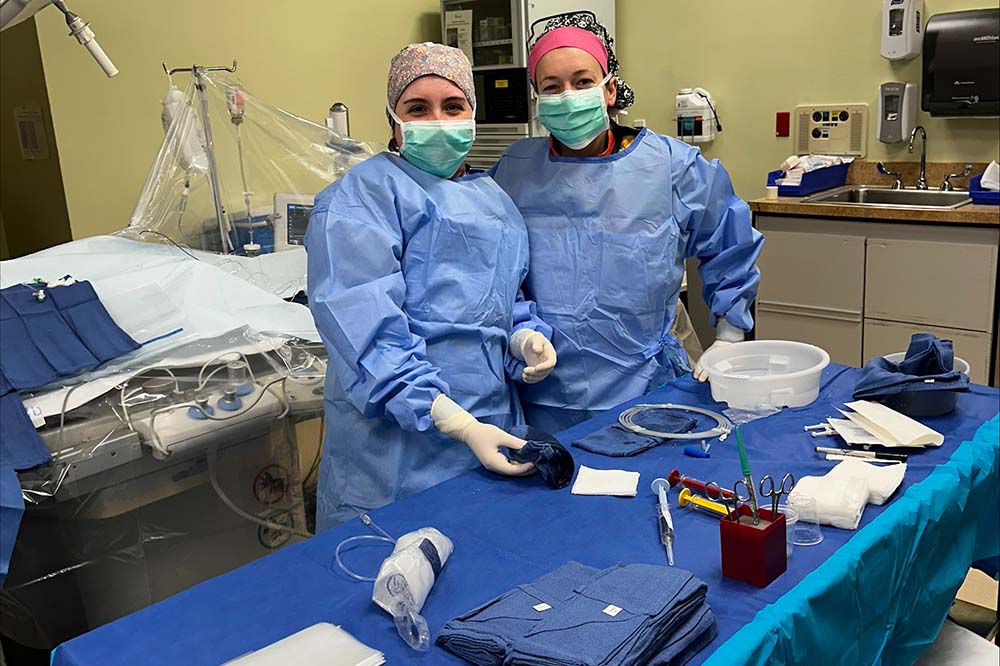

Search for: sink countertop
xmin=750 ymin=160 xmax=999 ymax=226
xmin=748 ymin=196 xmax=1000 ymax=226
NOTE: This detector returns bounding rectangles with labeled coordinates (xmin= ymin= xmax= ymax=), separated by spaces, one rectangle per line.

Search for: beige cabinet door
xmin=757 ymin=305 xmax=863 ymax=366
xmin=863 ymin=319 xmax=993 ymax=385
xmin=865 ymin=238 xmax=997 ymax=333
xmin=758 ymin=231 xmax=866 ymax=311
xmin=756 ymin=230 xmax=865 ymax=365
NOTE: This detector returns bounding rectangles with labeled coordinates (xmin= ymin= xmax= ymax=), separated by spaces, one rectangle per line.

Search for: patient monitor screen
xmin=286 ymin=203 xmax=312 ymax=246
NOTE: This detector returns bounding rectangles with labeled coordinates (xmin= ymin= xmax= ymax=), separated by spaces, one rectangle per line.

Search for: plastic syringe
xmin=650 ymin=478 xmax=675 ymax=566
xmin=677 ymin=488 xmax=729 ymax=517
xmin=667 ymin=468 xmax=735 ymax=500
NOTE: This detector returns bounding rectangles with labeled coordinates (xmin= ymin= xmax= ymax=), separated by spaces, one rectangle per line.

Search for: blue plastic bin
xmin=969 ymin=174 xmax=1000 ymax=206
xmin=766 ymin=162 xmax=850 ymax=197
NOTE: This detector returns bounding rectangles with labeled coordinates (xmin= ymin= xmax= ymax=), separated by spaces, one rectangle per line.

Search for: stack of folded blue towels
xmin=437 ymin=561 xmax=716 ymax=666
xmin=853 ymin=333 xmax=969 ymax=400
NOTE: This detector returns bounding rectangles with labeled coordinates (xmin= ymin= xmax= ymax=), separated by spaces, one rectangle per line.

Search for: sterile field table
xmin=51 ymin=365 xmax=1000 ymax=666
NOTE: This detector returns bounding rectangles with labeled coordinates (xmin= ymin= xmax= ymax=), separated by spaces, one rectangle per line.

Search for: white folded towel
xmin=788 ymin=475 xmax=870 ymax=530
xmin=982 ymin=160 xmax=999 ymax=191
xmin=776 ymin=154 xmax=851 ymax=187
xmin=571 ymin=466 xmax=640 ymax=497
xmin=826 ymin=459 xmax=907 ymax=505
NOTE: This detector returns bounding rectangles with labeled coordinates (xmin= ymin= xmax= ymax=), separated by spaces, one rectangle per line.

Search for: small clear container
xmin=788 ymin=495 xmax=823 ymax=546
xmin=778 ymin=505 xmax=799 ymax=557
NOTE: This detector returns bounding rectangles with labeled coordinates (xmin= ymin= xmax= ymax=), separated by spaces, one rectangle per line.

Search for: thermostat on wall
xmin=793 ymin=104 xmax=869 ymax=157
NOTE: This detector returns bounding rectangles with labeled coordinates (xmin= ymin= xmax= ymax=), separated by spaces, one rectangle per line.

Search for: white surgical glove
xmin=431 ymin=395 xmax=534 ymax=475
xmin=510 ymin=329 xmax=557 ymax=384
xmin=693 ymin=320 xmax=744 ymax=382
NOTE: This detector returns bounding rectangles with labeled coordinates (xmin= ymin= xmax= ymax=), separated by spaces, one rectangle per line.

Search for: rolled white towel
xmin=788 ymin=475 xmax=870 ymax=530
xmin=825 ymin=459 xmax=906 ymax=505
xmin=780 ymin=155 xmax=801 ymax=173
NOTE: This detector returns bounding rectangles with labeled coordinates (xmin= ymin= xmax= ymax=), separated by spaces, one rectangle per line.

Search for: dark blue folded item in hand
xmin=572 ymin=412 xmax=697 ymax=457
xmin=507 ymin=425 xmax=575 ymax=489
xmin=438 ymin=561 xmax=716 ymax=666
xmin=854 ymin=333 xmax=970 ymax=399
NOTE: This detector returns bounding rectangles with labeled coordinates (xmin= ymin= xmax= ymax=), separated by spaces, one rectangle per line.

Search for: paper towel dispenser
xmin=922 ymin=8 xmax=999 ymax=117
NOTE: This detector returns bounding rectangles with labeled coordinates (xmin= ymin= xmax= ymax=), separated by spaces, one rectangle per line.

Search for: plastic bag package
xmin=1 ymin=328 xmax=328 ymax=651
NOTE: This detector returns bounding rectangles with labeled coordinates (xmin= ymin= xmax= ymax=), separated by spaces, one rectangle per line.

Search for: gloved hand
xmin=693 ymin=340 xmax=731 ymax=381
xmin=693 ymin=320 xmax=744 ymax=382
xmin=431 ymin=395 xmax=535 ymax=475
xmin=510 ymin=329 xmax=557 ymax=384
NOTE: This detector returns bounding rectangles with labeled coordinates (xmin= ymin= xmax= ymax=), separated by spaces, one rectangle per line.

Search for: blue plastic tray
xmin=766 ymin=162 xmax=850 ymax=197
xmin=969 ymin=174 xmax=1000 ymax=205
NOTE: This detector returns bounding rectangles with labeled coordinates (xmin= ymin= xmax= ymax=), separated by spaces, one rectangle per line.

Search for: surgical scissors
xmin=759 ymin=473 xmax=796 ymax=516
xmin=732 ymin=478 xmax=759 ymax=525
xmin=705 ymin=481 xmax=736 ymax=521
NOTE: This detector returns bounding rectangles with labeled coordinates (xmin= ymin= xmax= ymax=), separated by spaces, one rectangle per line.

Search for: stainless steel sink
xmin=801 ymin=186 xmax=972 ymax=209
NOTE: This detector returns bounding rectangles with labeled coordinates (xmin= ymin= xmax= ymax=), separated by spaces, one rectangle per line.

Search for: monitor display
xmin=286 ymin=203 xmax=312 ymax=246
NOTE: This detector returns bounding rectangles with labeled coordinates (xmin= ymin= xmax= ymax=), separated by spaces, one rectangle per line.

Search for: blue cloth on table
xmin=572 ymin=412 xmax=696 ymax=457
xmin=0 ymin=285 xmax=96 ymax=387
xmin=46 ymin=279 xmax=139 ymax=364
xmin=507 ymin=425 xmax=574 ymax=489
xmin=437 ymin=561 xmax=716 ymax=666
xmin=0 ymin=368 xmax=48 ymax=591
xmin=46 ymin=366 xmax=1000 ymax=666
xmin=854 ymin=333 xmax=970 ymax=399
xmin=706 ymin=414 xmax=1000 ymax=666
xmin=0 ymin=280 xmax=135 ymax=593
xmin=0 ymin=388 xmax=50 ymax=471
xmin=0 ymin=465 xmax=24 ymax=587
xmin=650 ymin=605 xmax=717 ymax=666
xmin=1 ymin=289 xmax=61 ymax=390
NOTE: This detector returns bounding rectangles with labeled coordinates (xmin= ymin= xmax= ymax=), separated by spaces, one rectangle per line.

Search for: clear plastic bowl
xmin=699 ymin=340 xmax=830 ymax=409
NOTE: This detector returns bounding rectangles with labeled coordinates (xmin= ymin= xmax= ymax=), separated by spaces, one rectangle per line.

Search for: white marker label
xmin=26 ymin=405 xmax=45 ymax=428
xmin=602 ymin=604 xmax=623 ymax=617
xmin=533 ymin=603 xmax=551 ymax=612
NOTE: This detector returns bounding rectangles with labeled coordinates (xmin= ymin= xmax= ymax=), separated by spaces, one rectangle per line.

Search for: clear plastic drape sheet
xmin=122 ymin=70 xmax=379 ymax=262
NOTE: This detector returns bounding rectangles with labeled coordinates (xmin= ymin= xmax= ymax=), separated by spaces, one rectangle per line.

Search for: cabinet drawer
xmin=757 ymin=306 xmax=862 ymax=366
xmin=863 ymin=319 xmax=992 ymax=385
xmin=758 ymin=231 xmax=865 ymax=311
xmin=865 ymin=238 xmax=997 ymax=333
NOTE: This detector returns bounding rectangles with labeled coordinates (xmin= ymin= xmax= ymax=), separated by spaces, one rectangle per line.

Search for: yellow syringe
xmin=678 ymin=488 xmax=729 ymax=517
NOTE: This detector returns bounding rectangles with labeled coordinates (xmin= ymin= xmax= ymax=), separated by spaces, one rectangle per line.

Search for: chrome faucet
xmin=908 ymin=126 xmax=928 ymax=190
xmin=940 ymin=164 xmax=972 ymax=191
xmin=877 ymin=162 xmax=904 ymax=190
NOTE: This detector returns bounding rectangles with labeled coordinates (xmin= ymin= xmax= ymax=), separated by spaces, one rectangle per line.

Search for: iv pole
xmin=162 ymin=60 xmax=238 ymax=253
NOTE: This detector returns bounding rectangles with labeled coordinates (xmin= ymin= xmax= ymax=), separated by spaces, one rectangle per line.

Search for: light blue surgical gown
xmin=491 ymin=128 xmax=763 ymax=433
xmin=306 ymin=152 xmax=549 ymax=531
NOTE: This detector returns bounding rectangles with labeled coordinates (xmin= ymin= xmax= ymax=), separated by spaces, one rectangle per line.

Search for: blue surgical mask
xmin=388 ymin=108 xmax=476 ymax=178
xmin=536 ymin=72 xmax=613 ymax=150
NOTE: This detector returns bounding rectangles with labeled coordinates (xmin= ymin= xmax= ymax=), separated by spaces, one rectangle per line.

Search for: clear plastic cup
xmin=788 ymin=495 xmax=823 ymax=546
xmin=777 ymin=505 xmax=799 ymax=558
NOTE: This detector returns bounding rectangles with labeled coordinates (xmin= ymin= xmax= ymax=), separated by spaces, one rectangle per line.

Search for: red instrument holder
xmin=720 ymin=505 xmax=787 ymax=588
